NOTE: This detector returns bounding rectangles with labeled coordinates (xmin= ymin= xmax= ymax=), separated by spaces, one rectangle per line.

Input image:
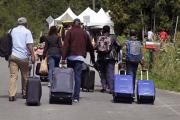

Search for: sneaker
xmin=109 ymin=91 xmax=113 ymax=94
xmin=47 ymin=82 xmax=51 ymax=87
xmin=22 ymin=95 xmax=27 ymax=99
xmin=9 ymin=96 xmax=16 ymax=102
xmin=73 ymin=99 xmax=79 ymax=103
xmin=100 ymin=89 xmax=106 ymax=93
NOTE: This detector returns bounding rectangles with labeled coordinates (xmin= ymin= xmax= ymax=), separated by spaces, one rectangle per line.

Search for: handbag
xmin=39 ymin=57 xmax=48 ymax=76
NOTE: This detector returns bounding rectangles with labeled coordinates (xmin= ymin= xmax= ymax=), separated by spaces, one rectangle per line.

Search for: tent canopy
xmin=55 ymin=8 xmax=77 ymax=22
xmin=88 ymin=8 xmax=114 ymax=34
xmin=51 ymin=7 xmax=114 ymax=34
xmin=89 ymin=8 xmax=114 ymax=27
xmin=78 ymin=7 xmax=97 ymax=25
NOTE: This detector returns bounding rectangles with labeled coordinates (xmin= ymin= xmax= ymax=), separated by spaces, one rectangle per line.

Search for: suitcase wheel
xmin=49 ymin=94 xmax=73 ymax=105
xmin=113 ymin=95 xmax=118 ymax=103
xmin=27 ymin=102 xmax=40 ymax=106
xmin=67 ymin=98 xmax=73 ymax=105
xmin=49 ymin=97 xmax=54 ymax=104
xmin=137 ymin=96 xmax=155 ymax=104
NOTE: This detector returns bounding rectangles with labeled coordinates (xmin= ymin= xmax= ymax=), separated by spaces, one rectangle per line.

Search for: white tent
xmin=89 ymin=8 xmax=114 ymax=34
xmin=49 ymin=20 xmax=55 ymax=28
xmin=89 ymin=8 xmax=114 ymax=27
xmin=55 ymin=8 xmax=77 ymax=23
xmin=78 ymin=7 xmax=97 ymax=26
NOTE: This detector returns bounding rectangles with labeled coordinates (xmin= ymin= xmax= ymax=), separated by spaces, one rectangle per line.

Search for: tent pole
xmin=92 ymin=0 xmax=95 ymax=11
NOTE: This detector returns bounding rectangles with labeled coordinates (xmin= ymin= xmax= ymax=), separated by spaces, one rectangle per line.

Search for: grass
xmin=150 ymin=43 xmax=180 ymax=92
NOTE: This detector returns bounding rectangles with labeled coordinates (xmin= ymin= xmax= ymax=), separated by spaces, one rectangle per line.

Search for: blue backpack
xmin=126 ymin=40 xmax=142 ymax=63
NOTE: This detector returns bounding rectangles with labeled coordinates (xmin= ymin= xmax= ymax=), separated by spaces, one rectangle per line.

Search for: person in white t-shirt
xmin=8 ymin=17 xmax=35 ymax=101
xmin=147 ymin=28 xmax=154 ymax=41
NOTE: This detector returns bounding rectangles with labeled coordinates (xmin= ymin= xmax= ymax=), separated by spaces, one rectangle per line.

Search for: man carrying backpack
xmin=8 ymin=17 xmax=35 ymax=101
xmin=126 ymin=29 xmax=145 ymax=92
xmin=96 ymin=25 xmax=121 ymax=94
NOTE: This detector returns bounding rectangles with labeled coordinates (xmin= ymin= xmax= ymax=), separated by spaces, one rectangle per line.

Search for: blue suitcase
xmin=137 ymin=70 xmax=155 ymax=104
xmin=113 ymin=70 xmax=134 ymax=103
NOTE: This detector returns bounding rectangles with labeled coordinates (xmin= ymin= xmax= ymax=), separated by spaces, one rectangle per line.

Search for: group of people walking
xmin=7 ymin=17 xmax=145 ymax=103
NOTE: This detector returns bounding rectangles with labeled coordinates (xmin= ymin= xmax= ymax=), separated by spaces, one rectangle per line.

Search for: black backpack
xmin=0 ymin=29 xmax=13 ymax=60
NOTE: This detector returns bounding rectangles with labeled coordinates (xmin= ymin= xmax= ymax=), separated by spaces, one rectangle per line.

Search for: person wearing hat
xmin=62 ymin=18 xmax=95 ymax=102
xmin=8 ymin=17 xmax=35 ymax=101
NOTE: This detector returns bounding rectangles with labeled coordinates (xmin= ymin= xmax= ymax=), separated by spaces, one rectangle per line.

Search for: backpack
xmin=126 ymin=40 xmax=142 ymax=63
xmin=96 ymin=35 xmax=112 ymax=53
xmin=0 ymin=29 xmax=13 ymax=60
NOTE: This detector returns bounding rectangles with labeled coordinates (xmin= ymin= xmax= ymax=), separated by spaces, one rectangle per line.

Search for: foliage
xmin=101 ymin=0 xmax=180 ymax=36
xmin=0 ymin=0 xmax=179 ymax=37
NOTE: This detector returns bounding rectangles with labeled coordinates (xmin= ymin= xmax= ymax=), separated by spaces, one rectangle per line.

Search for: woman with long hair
xmin=43 ymin=26 xmax=62 ymax=86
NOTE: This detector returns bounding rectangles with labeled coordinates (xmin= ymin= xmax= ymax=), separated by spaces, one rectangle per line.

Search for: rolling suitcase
xmin=81 ymin=63 xmax=95 ymax=92
xmin=113 ymin=70 xmax=134 ymax=103
xmin=26 ymin=65 xmax=42 ymax=106
xmin=49 ymin=67 xmax=74 ymax=104
xmin=36 ymin=62 xmax=48 ymax=82
xmin=137 ymin=70 xmax=155 ymax=104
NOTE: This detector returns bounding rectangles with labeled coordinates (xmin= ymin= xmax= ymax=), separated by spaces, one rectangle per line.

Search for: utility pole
xmin=92 ymin=0 xmax=95 ymax=11
xmin=173 ymin=16 xmax=179 ymax=44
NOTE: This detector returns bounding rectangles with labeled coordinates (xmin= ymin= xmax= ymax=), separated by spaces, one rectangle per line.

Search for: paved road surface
xmin=0 ymin=58 xmax=180 ymax=120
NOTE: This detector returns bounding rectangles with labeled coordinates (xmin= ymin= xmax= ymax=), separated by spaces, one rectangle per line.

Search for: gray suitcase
xmin=49 ymin=67 xmax=74 ymax=104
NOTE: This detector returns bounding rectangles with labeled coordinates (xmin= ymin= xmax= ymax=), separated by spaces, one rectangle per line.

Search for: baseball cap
xmin=73 ymin=18 xmax=81 ymax=24
xmin=18 ymin=17 xmax=27 ymax=24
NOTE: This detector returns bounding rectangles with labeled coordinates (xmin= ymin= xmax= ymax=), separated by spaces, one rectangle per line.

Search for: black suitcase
xmin=35 ymin=62 xmax=41 ymax=75
xmin=81 ymin=63 xmax=95 ymax=92
xmin=49 ymin=67 xmax=74 ymax=104
xmin=26 ymin=65 xmax=42 ymax=106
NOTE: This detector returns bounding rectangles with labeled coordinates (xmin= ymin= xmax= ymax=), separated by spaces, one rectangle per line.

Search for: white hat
xmin=18 ymin=17 xmax=27 ymax=24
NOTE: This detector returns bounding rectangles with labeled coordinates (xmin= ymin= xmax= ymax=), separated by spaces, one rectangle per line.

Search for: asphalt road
xmin=0 ymin=57 xmax=180 ymax=120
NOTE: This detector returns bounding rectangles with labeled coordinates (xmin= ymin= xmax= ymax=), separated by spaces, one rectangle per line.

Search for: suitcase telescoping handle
xmin=32 ymin=63 xmax=35 ymax=78
xmin=59 ymin=60 xmax=67 ymax=68
xmin=118 ymin=69 xmax=126 ymax=75
xmin=140 ymin=69 xmax=149 ymax=80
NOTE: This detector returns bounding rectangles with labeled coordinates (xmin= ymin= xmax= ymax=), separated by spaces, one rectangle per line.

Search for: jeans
xmin=126 ymin=61 xmax=139 ymax=91
xmin=98 ymin=60 xmax=115 ymax=92
xmin=67 ymin=60 xmax=83 ymax=100
xmin=47 ymin=55 xmax=60 ymax=82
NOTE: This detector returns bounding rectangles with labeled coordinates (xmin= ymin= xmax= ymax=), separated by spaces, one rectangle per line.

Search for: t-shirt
xmin=148 ymin=31 xmax=154 ymax=41
xmin=160 ymin=31 xmax=168 ymax=41
xmin=11 ymin=25 xmax=33 ymax=59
